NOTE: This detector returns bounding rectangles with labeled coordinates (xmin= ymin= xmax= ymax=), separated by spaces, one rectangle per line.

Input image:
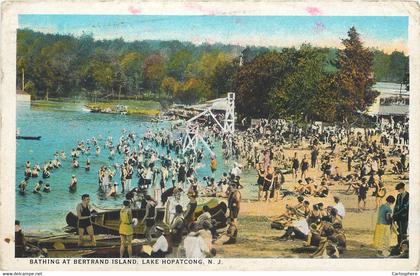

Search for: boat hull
xmin=16 ymin=136 xmax=41 ymax=140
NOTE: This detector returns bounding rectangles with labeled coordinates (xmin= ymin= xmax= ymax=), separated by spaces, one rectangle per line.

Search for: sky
xmin=19 ymin=15 xmax=409 ymax=54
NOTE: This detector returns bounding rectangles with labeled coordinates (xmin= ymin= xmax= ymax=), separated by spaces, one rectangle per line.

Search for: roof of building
xmin=376 ymin=104 xmax=409 ymax=116
xmin=189 ymin=97 xmax=228 ymax=111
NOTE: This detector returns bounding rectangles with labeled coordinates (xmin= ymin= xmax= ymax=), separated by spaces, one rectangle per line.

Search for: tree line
xmin=17 ymin=28 xmax=244 ymax=104
xmin=17 ymin=27 xmax=408 ymax=122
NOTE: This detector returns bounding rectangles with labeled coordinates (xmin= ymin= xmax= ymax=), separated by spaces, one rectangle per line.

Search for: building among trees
xmin=16 ymin=89 xmax=31 ymax=102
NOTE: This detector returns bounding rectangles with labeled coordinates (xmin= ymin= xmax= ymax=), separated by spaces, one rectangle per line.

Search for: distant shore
xmin=29 ymin=99 xmax=162 ymax=116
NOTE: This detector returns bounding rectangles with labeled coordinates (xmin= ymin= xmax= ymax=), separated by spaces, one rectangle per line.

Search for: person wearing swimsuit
xmin=142 ymin=195 xmax=157 ymax=243
xmin=256 ymin=162 xmax=265 ymax=201
xmin=76 ymin=194 xmax=96 ymax=246
xmin=119 ymin=200 xmax=134 ymax=257
xmin=263 ymin=165 xmax=274 ymax=201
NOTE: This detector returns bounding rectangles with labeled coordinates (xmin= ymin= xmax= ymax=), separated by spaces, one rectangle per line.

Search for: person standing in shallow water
xmin=69 ymin=175 xmax=77 ymax=192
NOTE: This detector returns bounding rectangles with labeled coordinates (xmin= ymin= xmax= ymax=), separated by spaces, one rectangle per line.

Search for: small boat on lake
xmin=16 ymin=135 xmax=41 ymax=140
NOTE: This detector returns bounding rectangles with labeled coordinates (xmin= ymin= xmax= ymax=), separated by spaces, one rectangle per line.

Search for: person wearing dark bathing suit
xmin=256 ymin=162 xmax=265 ymax=201
xmin=184 ymin=184 xmax=198 ymax=225
xmin=69 ymin=175 xmax=77 ymax=192
xmin=76 ymin=194 xmax=96 ymax=246
xmin=142 ymin=195 xmax=157 ymax=243
xmin=300 ymin=154 xmax=309 ymax=180
xmin=292 ymin=152 xmax=299 ymax=182
xmin=263 ymin=165 xmax=274 ymax=201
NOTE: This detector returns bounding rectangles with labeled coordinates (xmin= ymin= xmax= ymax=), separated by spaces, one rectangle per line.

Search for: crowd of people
xmin=234 ymin=118 xmax=409 ymax=258
xmin=16 ymin=112 xmax=410 ymax=259
xmin=17 ymin=118 xmax=244 ymax=258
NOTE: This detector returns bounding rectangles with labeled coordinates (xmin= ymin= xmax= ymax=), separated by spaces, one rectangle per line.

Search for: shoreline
xmin=27 ymin=99 xmax=162 ymax=117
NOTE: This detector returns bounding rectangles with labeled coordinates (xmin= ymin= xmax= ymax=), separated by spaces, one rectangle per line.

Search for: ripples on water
xmin=16 ymin=102 xmax=257 ymax=234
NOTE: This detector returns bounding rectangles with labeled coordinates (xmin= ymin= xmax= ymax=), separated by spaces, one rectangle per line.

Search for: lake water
xmin=16 ymin=102 xmax=256 ymax=234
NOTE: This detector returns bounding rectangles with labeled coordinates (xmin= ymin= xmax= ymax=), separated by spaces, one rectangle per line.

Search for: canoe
xmin=45 ymin=248 xmax=96 ymax=258
xmin=16 ymin=135 xmax=41 ymax=140
xmin=33 ymin=234 xmax=149 ymax=258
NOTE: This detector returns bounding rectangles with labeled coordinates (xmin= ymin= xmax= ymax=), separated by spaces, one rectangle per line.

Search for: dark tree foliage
xmin=17 ymin=27 xmax=407 ymax=113
xmin=335 ymin=26 xmax=380 ymax=122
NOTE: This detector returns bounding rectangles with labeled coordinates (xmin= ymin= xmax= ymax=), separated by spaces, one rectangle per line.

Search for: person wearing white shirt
xmin=151 ymin=226 xmax=168 ymax=258
xmin=183 ymin=224 xmax=210 ymax=258
xmin=334 ymin=196 xmax=346 ymax=218
xmin=230 ymin=163 xmax=242 ymax=177
xmin=279 ymin=217 xmax=310 ymax=242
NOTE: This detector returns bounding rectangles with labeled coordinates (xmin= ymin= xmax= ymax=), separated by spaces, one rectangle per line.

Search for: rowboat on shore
xmin=45 ymin=248 xmax=96 ymax=258
xmin=27 ymin=234 xmax=150 ymax=258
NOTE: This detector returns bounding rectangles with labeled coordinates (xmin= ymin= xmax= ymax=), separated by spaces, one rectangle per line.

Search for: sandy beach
xmin=213 ymin=141 xmax=405 ymax=258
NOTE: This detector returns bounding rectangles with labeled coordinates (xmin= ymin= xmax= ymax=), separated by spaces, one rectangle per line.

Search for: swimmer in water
xmin=69 ymin=175 xmax=77 ymax=192
xmin=24 ymin=167 xmax=32 ymax=178
xmin=72 ymin=158 xmax=79 ymax=168
xmin=19 ymin=180 xmax=27 ymax=194
xmin=31 ymin=166 xmax=39 ymax=177
xmin=52 ymin=159 xmax=58 ymax=168
xmin=107 ymin=182 xmax=118 ymax=198
xmin=85 ymin=159 xmax=91 ymax=171
xmin=33 ymin=180 xmax=43 ymax=194
xmin=60 ymin=150 xmax=66 ymax=160
xmin=43 ymin=183 xmax=51 ymax=193
xmin=42 ymin=168 xmax=50 ymax=179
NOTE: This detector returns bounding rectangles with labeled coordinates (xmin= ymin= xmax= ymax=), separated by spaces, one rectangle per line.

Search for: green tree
xmin=160 ymin=77 xmax=180 ymax=97
xmin=335 ymin=26 xmax=379 ymax=122
xmin=372 ymin=50 xmax=391 ymax=81
xmin=210 ymin=59 xmax=239 ymax=98
xmin=120 ymin=52 xmax=144 ymax=95
xmin=233 ymin=51 xmax=286 ymax=118
xmin=143 ymin=54 xmax=166 ymax=93
xmin=269 ymin=45 xmax=326 ymax=121
xmin=175 ymin=78 xmax=209 ymax=104
xmin=389 ymin=51 xmax=407 ymax=83
xmin=167 ymin=49 xmax=193 ymax=81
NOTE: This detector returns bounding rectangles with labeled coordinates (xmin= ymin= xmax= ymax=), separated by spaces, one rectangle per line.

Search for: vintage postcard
xmin=0 ymin=0 xmax=419 ymax=271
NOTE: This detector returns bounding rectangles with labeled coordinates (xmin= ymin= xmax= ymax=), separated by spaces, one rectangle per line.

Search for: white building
xmin=368 ymin=82 xmax=409 ymax=123
xmin=16 ymin=89 xmax=31 ymax=102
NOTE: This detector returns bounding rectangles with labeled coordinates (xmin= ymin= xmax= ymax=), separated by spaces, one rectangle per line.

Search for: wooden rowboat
xmin=45 ymin=248 xmax=96 ymax=258
xmin=16 ymin=135 xmax=41 ymax=140
xmin=30 ymin=234 xmax=149 ymax=258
